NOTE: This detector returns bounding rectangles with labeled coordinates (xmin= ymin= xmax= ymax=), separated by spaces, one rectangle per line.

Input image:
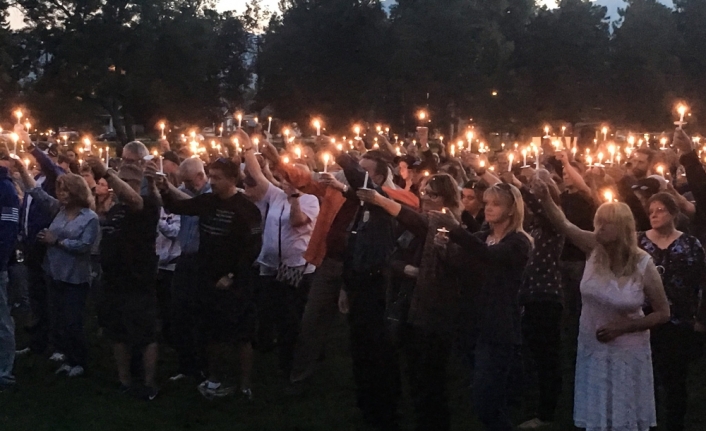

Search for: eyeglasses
xmin=421 ymin=188 xmax=440 ymax=199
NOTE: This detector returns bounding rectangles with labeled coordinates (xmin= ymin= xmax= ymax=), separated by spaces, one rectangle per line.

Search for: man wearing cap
xmin=86 ymin=156 xmax=161 ymax=400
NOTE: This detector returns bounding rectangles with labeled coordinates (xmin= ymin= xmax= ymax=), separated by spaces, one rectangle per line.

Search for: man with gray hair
xmin=167 ymin=157 xmax=211 ymax=381
xmin=121 ymin=141 xmax=149 ymax=168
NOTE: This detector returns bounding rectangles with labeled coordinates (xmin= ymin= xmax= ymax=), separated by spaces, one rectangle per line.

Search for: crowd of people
xmin=1 ymin=119 xmax=706 ymax=431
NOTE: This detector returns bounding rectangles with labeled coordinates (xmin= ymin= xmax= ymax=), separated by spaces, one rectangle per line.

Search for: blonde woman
xmin=432 ymin=182 xmax=532 ymax=431
xmin=535 ymin=181 xmax=670 ymax=431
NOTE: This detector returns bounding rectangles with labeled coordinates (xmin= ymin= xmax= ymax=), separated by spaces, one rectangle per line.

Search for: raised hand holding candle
xmin=323 ymin=153 xmax=330 ymax=173
xmin=676 ymin=104 xmax=688 ymax=129
xmin=14 ymin=109 xmax=22 ymax=125
xmin=159 ymin=122 xmax=166 ymax=139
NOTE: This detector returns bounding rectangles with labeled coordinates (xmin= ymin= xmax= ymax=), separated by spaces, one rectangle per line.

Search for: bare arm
xmin=621 ymin=260 xmax=670 ymax=333
xmin=241 ymin=132 xmax=270 ymax=197
xmin=104 ymin=170 xmax=143 ymax=212
xmin=15 ymin=160 xmax=36 ymax=190
xmin=558 ymin=151 xmax=592 ymax=195
xmin=288 ymin=196 xmax=310 ymax=227
xmin=535 ymin=181 xmax=596 ymax=253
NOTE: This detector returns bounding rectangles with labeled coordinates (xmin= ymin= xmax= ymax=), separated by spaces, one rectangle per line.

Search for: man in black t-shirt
xmin=86 ymin=157 xmax=161 ymax=400
xmin=155 ymin=156 xmax=262 ymax=399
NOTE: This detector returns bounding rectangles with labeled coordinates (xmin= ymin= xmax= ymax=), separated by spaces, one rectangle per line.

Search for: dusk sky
xmin=8 ymin=0 xmax=671 ymax=29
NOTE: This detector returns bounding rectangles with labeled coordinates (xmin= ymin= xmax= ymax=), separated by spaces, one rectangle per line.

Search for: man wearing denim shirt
xmin=169 ymin=157 xmax=211 ymax=380
xmin=0 ymin=155 xmax=20 ymax=391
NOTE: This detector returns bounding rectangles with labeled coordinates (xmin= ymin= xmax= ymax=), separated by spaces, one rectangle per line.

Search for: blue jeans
xmin=48 ymin=279 xmax=89 ymax=367
xmin=0 ymin=271 xmax=16 ymax=385
xmin=473 ymin=342 xmax=515 ymax=431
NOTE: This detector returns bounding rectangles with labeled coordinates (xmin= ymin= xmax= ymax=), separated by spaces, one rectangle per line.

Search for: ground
xmin=2 ymin=314 xmax=706 ymax=431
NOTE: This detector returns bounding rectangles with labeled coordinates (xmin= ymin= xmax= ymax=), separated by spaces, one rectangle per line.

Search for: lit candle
xmin=83 ymin=138 xmax=91 ymax=154
xmin=284 ymin=128 xmax=290 ymax=144
xmin=295 ymin=146 xmax=301 ymax=159
xmin=450 ymin=144 xmax=455 ymax=157
xmin=677 ymin=104 xmax=688 ymax=129
xmin=587 ymin=156 xmax=593 ymax=167
xmin=283 ymin=156 xmax=290 ymax=164
xmin=323 ymin=153 xmax=330 ymax=173
xmin=418 ymin=110 xmax=427 ymax=122
xmin=598 ymin=152 xmax=604 ymax=166
xmin=160 ymin=122 xmax=166 ymax=139
xmin=23 ymin=158 xmax=29 ymax=169
xmin=354 ymin=125 xmax=361 ymax=139
xmin=604 ymin=190 xmax=613 ymax=202
xmin=571 ymin=146 xmax=577 ymax=158
xmin=219 ymin=124 xmax=223 ymax=137
xmin=561 ymin=126 xmax=566 ymax=137
xmin=14 ymin=109 xmax=22 ymax=125
xmin=522 ymin=148 xmax=527 ymax=167
xmin=253 ymin=137 xmax=260 ymax=153
xmin=267 ymin=117 xmax=272 ymax=134
xmin=336 ymin=143 xmax=343 ymax=152
xmin=313 ymin=119 xmax=321 ymax=136
xmin=362 ymin=170 xmax=370 ymax=190
xmin=657 ymin=165 xmax=664 ymax=177
xmin=237 ymin=113 xmax=242 ymax=128
xmin=10 ymin=133 xmax=18 ymax=157
xmin=660 ymin=137 xmax=667 ymax=150
xmin=105 ymin=146 xmax=109 ymax=167
xmin=609 ymin=145 xmax=615 ymax=164
xmin=602 ymin=127 xmax=608 ymax=142
xmin=508 ymin=153 xmax=514 ymax=167
xmin=466 ymin=131 xmax=474 ymax=152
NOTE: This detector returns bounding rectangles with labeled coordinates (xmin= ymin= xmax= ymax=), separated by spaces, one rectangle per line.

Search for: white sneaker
xmin=169 ymin=373 xmax=186 ymax=382
xmin=197 ymin=380 xmax=234 ymax=399
xmin=518 ymin=418 xmax=552 ymax=430
xmin=68 ymin=366 xmax=84 ymax=377
xmin=49 ymin=352 xmax=66 ymax=362
xmin=55 ymin=364 xmax=71 ymax=374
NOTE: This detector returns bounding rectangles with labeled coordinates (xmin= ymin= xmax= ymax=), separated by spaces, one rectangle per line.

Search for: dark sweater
xmin=449 ymin=228 xmax=531 ymax=345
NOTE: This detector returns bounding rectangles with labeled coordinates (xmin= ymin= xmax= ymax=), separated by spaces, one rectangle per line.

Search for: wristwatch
xmin=289 ymin=193 xmax=301 ymax=198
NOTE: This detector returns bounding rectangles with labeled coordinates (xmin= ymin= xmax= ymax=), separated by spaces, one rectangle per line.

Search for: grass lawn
xmin=2 ymin=312 xmax=706 ymax=431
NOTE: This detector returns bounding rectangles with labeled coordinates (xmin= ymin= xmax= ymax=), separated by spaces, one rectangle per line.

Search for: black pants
xmin=26 ymin=248 xmax=51 ymax=354
xmin=346 ymin=271 xmax=400 ymax=430
xmin=47 ymin=280 xmax=89 ymax=367
xmin=156 ymin=269 xmax=174 ymax=345
xmin=522 ymin=301 xmax=563 ymax=422
xmin=651 ymin=322 xmax=706 ymax=431
xmin=266 ymin=274 xmax=313 ymax=377
xmin=405 ymin=325 xmax=452 ymax=431
xmin=170 ymin=254 xmax=203 ymax=376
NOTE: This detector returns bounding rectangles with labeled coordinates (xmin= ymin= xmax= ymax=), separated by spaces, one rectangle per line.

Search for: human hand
xmin=85 ymin=155 xmax=108 ymax=178
xmin=596 ymin=320 xmax=628 ymax=343
xmin=672 ymin=128 xmax=693 ymax=154
xmin=319 ymin=172 xmax=345 ymax=191
xmin=403 ymin=265 xmax=419 ymax=278
xmin=428 ymin=210 xmax=460 ymax=230
xmin=356 ymin=188 xmax=380 ymax=205
xmin=36 ymin=229 xmax=57 ymax=245
xmin=215 ymin=275 xmax=234 ymax=290
xmin=260 ymin=139 xmax=280 ymax=164
xmin=556 ymin=150 xmax=569 ymax=164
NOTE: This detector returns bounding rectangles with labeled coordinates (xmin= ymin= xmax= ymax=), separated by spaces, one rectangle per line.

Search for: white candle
xmin=323 ymin=153 xmax=330 ymax=173
xmin=105 ymin=147 xmax=110 ymax=167
xmin=362 ymin=170 xmax=369 ymax=189
xmin=11 ymin=133 xmax=18 ymax=157
xmin=267 ymin=117 xmax=272 ymax=134
xmin=237 ymin=113 xmax=242 ymax=128
xmin=159 ymin=155 xmax=164 ymax=173
xmin=522 ymin=149 xmax=527 ymax=167
xmin=160 ymin=122 xmax=165 ymax=139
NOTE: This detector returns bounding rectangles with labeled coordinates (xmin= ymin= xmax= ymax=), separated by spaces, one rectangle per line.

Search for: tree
xmin=257 ymin=0 xmax=390 ymax=132
xmin=610 ymin=0 xmax=685 ymax=128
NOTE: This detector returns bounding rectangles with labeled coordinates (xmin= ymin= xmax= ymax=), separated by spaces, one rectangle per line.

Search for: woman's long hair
xmin=57 ymin=174 xmax=95 ymax=210
xmin=484 ymin=183 xmax=533 ymax=244
xmin=592 ymin=202 xmax=644 ymax=277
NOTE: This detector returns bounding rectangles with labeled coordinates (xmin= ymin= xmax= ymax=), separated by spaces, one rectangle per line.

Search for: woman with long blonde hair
xmin=432 ymin=182 xmax=532 ymax=431
xmin=536 ymin=180 xmax=670 ymax=431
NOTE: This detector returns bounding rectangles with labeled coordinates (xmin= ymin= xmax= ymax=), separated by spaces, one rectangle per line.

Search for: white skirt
xmin=574 ymin=336 xmax=656 ymax=431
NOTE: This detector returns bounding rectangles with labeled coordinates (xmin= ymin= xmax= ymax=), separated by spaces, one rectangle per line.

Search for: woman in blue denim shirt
xmin=31 ymin=173 xmax=99 ymax=377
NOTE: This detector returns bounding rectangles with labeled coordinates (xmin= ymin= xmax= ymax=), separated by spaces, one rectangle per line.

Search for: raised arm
xmin=239 ymin=130 xmax=271 ymax=197
xmin=86 ymin=156 xmax=143 ymax=212
xmin=557 ymin=151 xmax=592 ymax=195
xmin=534 ymin=180 xmax=596 ymax=253
xmin=357 ymin=188 xmax=428 ymax=238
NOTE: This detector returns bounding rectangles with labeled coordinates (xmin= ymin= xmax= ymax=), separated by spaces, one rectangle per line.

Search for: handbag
xmin=274 ymin=205 xmax=308 ymax=287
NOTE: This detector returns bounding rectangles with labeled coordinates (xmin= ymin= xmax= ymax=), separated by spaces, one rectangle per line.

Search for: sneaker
xmin=15 ymin=348 xmax=31 ymax=356
xmin=55 ymin=364 xmax=71 ymax=374
xmin=118 ymin=383 xmax=132 ymax=394
xmin=68 ymin=366 xmax=84 ymax=377
xmin=49 ymin=352 xmax=65 ymax=362
xmin=197 ymin=380 xmax=234 ymax=399
xmin=240 ymin=387 xmax=253 ymax=401
xmin=169 ymin=373 xmax=186 ymax=382
xmin=518 ymin=418 xmax=552 ymax=430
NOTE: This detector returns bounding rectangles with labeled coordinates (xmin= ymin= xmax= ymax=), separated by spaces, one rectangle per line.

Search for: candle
xmin=253 ymin=137 xmax=260 ymax=153
xmin=14 ymin=109 xmax=22 ymax=125
xmin=362 ymin=170 xmax=370 ymax=192
xmin=336 ymin=143 xmax=343 ymax=152
xmin=418 ymin=110 xmax=427 ymax=122
xmin=660 ymin=137 xmax=667 ymax=150
xmin=466 ymin=131 xmax=474 ymax=152
xmin=508 ymin=153 xmax=514 ymax=167
xmin=10 ymin=133 xmax=18 ymax=157
xmin=609 ymin=145 xmax=615 ymax=164
xmin=267 ymin=117 xmax=272 ymax=134
xmin=283 ymin=156 xmax=290 ymax=164
xmin=284 ymin=128 xmax=290 ymax=144
xmin=657 ymin=165 xmax=664 ymax=177
xmin=561 ymin=126 xmax=566 ymax=137
xmin=450 ymin=144 xmax=455 ymax=157
xmin=219 ymin=124 xmax=223 ymax=137
xmin=160 ymin=122 xmax=165 ymax=139
xmin=237 ymin=113 xmax=242 ymax=128
xmin=602 ymin=127 xmax=608 ymax=142
xmin=354 ymin=125 xmax=361 ymax=139
xmin=313 ymin=119 xmax=321 ymax=136
xmin=677 ymin=104 xmax=688 ymax=129
xmin=604 ymin=190 xmax=613 ymax=202
xmin=323 ymin=153 xmax=330 ymax=173
xmin=598 ymin=152 xmax=604 ymax=166
xmin=522 ymin=148 xmax=527 ymax=167
xmin=295 ymin=146 xmax=301 ymax=159
xmin=587 ymin=156 xmax=593 ymax=167
xmin=23 ymin=158 xmax=29 ymax=169
xmin=83 ymin=138 xmax=91 ymax=154
xmin=544 ymin=126 xmax=550 ymax=137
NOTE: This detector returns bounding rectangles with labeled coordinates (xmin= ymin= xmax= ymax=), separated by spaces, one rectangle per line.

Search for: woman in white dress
xmin=535 ymin=181 xmax=670 ymax=431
